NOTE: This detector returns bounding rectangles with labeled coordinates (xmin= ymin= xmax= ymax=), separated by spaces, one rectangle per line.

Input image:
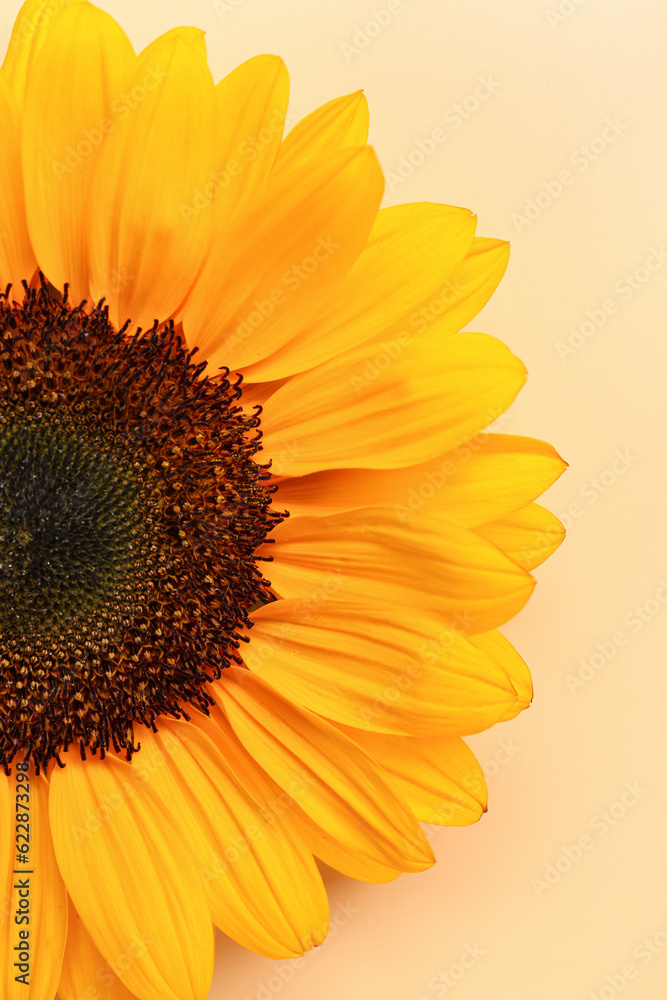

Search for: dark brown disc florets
xmin=0 ymin=280 xmax=283 ymax=771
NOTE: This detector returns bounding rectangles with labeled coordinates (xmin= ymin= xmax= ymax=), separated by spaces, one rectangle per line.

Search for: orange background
xmin=3 ymin=1 xmax=665 ymax=997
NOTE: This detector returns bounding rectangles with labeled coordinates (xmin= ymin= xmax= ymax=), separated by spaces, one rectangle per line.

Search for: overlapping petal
xmin=266 ymin=507 xmax=535 ymax=633
xmin=272 ymin=433 xmax=567 ymax=523
xmin=411 ymin=236 xmax=510 ymax=339
xmin=212 ymin=669 xmax=435 ymax=874
xmin=183 ymin=145 xmax=384 ymax=369
xmin=88 ymin=27 xmax=216 ymax=329
xmin=131 ymin=719 xmax=328 ymax=959
xmin=0 ymin=75 xmax=35 ymax=292
xmin=49 ymin=753 xmax=214 ymax=1000
xmin=21 ymin=1 xmax=135 ymax=305
xmin=242 ymin=202 xmax=477 ymax=381
xmin=246 ymin=598 xmax=532 ymax=734
xmin=468 ymin=629 xmax=533 ymax=717
xmin=58 ymin=897 xmax=137 ymax=1000
xmin=194 ymin=709 xmax=405 ymax=884
xmin=335 ymin=728 xmax=488 ymax=826
xmin=475 ymin=502 xmax=566 ymax=570
xmin=273 ymin=90 xmax=369 ymax=174
xmin=1 ymin=0 xmax=86 ymax=107
xmin=260 ymin=333 xmax=526 ymax=476
xmin=205 ymin=54 xmax=289 ymax=232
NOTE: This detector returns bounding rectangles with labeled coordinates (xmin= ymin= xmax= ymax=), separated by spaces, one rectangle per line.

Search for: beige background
xmin=3 ymin=0 xmax=666 ymax=998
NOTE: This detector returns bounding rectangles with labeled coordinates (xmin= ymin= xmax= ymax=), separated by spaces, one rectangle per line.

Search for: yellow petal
xmin=284 ymin=806 xmax=404 ymax=884
xmin=273 ymin=433 xmax=567 ymax=523
xmin=132 ymin=720 xmax=328 ymax=959
xmin=260 ymin=333 xmax=526 ymax=476
xmin=212 ymin=669 xmax=434 ymax=874
xmin=412 ymin=237 xmax=510 ymax=339
xmin=294 ymin=820 xmax=404 ymax=885
xmin=266 ymin=507 xmax=535 ymax=634
xmin=89 ymin=29 xmax=216 ymax=330
xmin=246 ymin=234 xmax=508 ymax=381
xmin=246 ymin=598 xmax=533 ymax=735
xmin=206 ymin=54 xmax=289 ymax=233
xmin=194 ymin=709 xmax=403 ymax=884
xmin=476 ymin=502 xmax=566 ymax=570
xmin=149 ymin=25 xmax=209 ymax=61
xmin=335 ymin=728 xmax=487 ymax=826
xmin=468 ymin=629 xmax=533 ymax=719
xmin=58 ymin=897 xmax=137 ymax=1000
xmin=240 ymin=378 xmax=289 ymax=416
xmin=0 ymin=766 xmax=67 ymax=1000
xmin=21 ymin=1 xmax=135 ymax=304
xmin=49 ymin=753 xmax=214 ymax=1000
xmin=272 ymin=90 xmax=369 ymax=175
xmin=0 ymin=74 xmax=36 ymax=292
xmin=183 ymin=146 xmax=384 ymax=369
xmin=242 ymin=202 xmax=477 ymax=381
xmin=1 ymin=0 xmax=85 ymax=107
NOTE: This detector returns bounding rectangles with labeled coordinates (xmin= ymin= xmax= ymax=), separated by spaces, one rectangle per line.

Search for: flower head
xmin=0 ymin=2 xmax=565 ymax=998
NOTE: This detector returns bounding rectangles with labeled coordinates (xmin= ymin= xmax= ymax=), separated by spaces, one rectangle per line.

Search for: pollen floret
xmin=0 ymin=281 xmax=282 ymax=771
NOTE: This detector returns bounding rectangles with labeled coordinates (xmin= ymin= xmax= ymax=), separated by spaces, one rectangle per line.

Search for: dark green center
xmin=0 ymin=424 xmax=153 ymax=641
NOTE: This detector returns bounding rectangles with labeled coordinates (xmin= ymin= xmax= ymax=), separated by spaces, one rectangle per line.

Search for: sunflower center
xmin=0 ymin=280 xmax=282 ymax=771
xmin=0 ymin=424 xmax=154 ymax=639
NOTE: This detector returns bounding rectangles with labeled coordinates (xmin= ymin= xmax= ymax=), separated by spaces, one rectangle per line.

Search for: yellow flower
xmin=0 ymin=1 xmax=566 ymax=998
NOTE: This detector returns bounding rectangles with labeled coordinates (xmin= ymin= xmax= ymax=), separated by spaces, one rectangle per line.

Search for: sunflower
xmin=0 ymin=1 xmax=566 ymax=998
